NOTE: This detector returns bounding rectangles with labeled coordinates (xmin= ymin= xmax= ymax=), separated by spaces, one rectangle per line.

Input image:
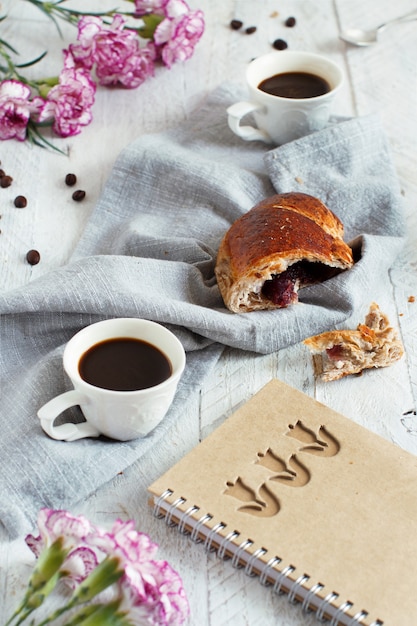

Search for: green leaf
xmin=138 ymin=13 xmax=165 ymax=39
xmin=0 ymin=37 xmax=19 ymax=54
xmin=16 ymin=50 xmax=48 ymax=69
xmin=24 ymin=0 xmax=64 ymax=36
xmin=26 ymin=123 xmax=69 ymax=156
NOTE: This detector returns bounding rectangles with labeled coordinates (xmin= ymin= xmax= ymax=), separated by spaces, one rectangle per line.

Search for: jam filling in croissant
xmin=261 ymin=260 xmax=340 ymax=308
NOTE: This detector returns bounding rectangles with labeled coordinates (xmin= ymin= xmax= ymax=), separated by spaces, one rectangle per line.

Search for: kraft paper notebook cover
xmin=148 ymin=379 xmax=417 ymax=626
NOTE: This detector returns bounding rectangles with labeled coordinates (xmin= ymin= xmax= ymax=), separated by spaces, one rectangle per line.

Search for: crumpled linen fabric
xmin=0 ymin=83 xmax=405 ymax=537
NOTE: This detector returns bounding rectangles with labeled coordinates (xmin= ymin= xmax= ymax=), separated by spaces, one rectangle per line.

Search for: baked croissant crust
xmin=304 ymin=303 xmax=404 ymax=381
xmin=215 ymin=192 xmax=354 ymax=313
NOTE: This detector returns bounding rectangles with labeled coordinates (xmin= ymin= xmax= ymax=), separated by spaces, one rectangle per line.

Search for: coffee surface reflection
xmin=78 ymin=337 xmax=172 ymax=391
xmin=258 ymin=71 xmax=330 ymax=99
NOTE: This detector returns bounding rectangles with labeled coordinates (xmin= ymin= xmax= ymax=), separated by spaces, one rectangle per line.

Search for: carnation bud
xmin=29 ymin=537 xmax=68 ymax=592
xmin=70 ymin=556 xmax=124 ymax=605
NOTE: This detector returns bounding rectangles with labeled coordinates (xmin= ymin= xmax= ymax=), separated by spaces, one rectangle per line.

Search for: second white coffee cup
xmin=38 ymin=318 xmax=186 ymax=442
xmin=227 ymin=50 xmax=344 ymax=145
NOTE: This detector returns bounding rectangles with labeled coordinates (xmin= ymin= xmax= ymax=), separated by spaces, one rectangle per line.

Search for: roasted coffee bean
xmin=230 ymin=19 xmax=243 ymax=30
xmin=65 ymin=173 xmax=77 ymax=186
xmin=245 ymin=26 xmax=257 ymax=34
xmin=285 ymin=16 xmax=296 ymax=27
xmin=72 ymin=189 xmax=86 ymax=202
xmin=272 ymin=38 xmax=288 ymax=50
xmin=26 ymin=249 xmax=40 ymax=265
xmin=0 ymin=169 xmax=5 ymax=178
xmin=0 ymin=175 xmax=13 ymax=188
xmin=14 ymin=195 xmax=27 ymax=208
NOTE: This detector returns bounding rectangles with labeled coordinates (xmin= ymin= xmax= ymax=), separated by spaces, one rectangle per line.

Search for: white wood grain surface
xmin=1 ymin=0 xmax=417 ymax=624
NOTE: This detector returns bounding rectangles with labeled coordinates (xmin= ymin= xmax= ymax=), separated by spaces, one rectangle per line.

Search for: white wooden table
xmin=1 ymin=0 xmax=417 ymax=624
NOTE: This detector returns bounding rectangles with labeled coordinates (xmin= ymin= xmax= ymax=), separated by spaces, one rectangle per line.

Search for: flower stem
xmin=64 ymin=601 xmax=132 ymax=626
xmin=33 ymin=556 xmax=124 ymax=626
xmin=26 ymin=121 xmax=68 ymax=155
xmin=23 ymin=0 xmax=123 ymax=33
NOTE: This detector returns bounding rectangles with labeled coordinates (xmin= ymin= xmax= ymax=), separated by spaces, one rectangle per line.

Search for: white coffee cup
xmin=37 ymin=318 xmax=186 ymax=442
xmin=227 ymin=50 xmax=344 ymax=145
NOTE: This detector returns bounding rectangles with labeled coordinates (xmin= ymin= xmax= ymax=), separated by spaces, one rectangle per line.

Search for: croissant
xmin=303 ymin=302 xmax=404 ymax=381
xmin=215 ymin=192 xmax=353 ymax=313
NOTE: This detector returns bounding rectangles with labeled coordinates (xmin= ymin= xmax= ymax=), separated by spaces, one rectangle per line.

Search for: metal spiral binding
xmin=287 ymin=573 xmax=310 ymax=605
xmin=153 ymin=491 xmax=384 ymax=626
xmin=153 ymin=489 xmax=173 ymax=518
xmin=316 ymin=592 xmax=339 ymax=622
xmin=190 ymin=512 xmax=212 ymax=543
xmin=244 ymin=547 xmax=268 ymax=577
xmin=165 ymin=496 xmax=186 ymax=527
xmin=178 ymin=505 xmax=199 ymax=535
xmin=231 ymin=538 xmax=253 ymax=569
xmin=259 ymin=556 xmax=281 ymax=587
xmin=349 ymin=611 xmax=369 ymax=624
xmin=329 ymin=601 xmax=353 ymax=624
xmin=204 ymin=521 xmax=226 ymax=553
xmin=273 ymin=564 xmax=295 ymax=595
xmin=301 ymin=582 xmax=324 ymax=614
xmin=217 ymin=529 xmax=240 ymax=561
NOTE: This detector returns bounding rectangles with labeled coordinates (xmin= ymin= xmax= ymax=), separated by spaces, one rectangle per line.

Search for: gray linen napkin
xmin=0 ymin=83 xmax=405 ymax=538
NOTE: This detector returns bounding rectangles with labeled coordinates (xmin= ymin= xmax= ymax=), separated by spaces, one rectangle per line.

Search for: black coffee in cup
xmin=258 ymin=71 xmax=330 ymax=99
xmin=78 ymin=337 xmax=172 ymax=391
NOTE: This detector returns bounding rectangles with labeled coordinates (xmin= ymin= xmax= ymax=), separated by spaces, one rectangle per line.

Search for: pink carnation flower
xmin=90 ymin=518 xmax=190 ymax=625
xmin=38 ymin=52 xmax=96 ymax=138
xmin=154 ymin=6 xmax=205 ymax=68
xmin=26 ymin=509 xmax=100 ymax=586
xmin=134 ymin=0 xmax=169 ymax=15
xmin=70 ymin=15 xmax=155 ymax=89
xmin=26 ymin=510 xmax=189 ymax=625
xmin=118 ymin=559 xmax=190 ymax=626
xmin=163 ymin=0 xmax=192 ymax=19
xmin=0 ymin=80 xmax=44 ymax=141
xmin=105 ymin=520 xmax=189 ymax=626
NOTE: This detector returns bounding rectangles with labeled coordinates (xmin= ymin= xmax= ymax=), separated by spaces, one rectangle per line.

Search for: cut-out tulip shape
xmin=224 ymin=477 xmax=280 ymax=517
xmin=256 ymin=450 xmax=310 ymax=487
xmin=286 ymin=420 xmax=340 ymax=456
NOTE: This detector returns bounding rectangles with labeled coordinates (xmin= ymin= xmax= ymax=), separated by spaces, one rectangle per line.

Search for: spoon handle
xmin=379 ymin=9 xmax=417 ymax=31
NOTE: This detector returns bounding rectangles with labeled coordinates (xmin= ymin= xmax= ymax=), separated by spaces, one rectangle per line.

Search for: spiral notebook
xmin=148 ymin=379 xmax=417 ymax=626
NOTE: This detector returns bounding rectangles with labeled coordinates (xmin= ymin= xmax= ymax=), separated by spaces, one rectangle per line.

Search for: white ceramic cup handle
xmin=227 ymin=101 xmax=272 ymax=143
xmin=37 ymin=390 xmax=101 ymax=442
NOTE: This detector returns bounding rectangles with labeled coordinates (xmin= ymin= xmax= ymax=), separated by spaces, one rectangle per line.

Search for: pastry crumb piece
xmin=304 ymin=303 xmax=404 ymax=381
xmin=295 ymin=176 xmax=303 ymax=184
xmin=408 ymin=295 xmax=415 ymax=303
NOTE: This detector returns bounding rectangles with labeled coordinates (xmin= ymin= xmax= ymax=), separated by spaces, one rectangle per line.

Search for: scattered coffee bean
xmin=14 ymin=195 xmax=27 ymax=208
xmin=26 ymin=249 xmax=40 ymax=265
xmin=285 ymin=16 xmax=296 ymax=27
xmin=0 ymin=169 xmax=5 ymax=178
xmin=65 ymin=173 xmax=77 ymax=186
xmin=230 ymin=19 xmax=243 ymax=30
xmin=0 ymin=175 xmax=13 ymax=188
xmin=245 ymin=26 xmax=257 ymax=34
xmin=72 ymin=189 xmax=86 ymax=202
xmin=272 ymin=38 xmax=288 ymax=50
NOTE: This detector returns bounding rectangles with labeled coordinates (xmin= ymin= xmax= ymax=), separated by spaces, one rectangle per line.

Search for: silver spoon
xmin=340 ymin=9 xmax=417 ymax=46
